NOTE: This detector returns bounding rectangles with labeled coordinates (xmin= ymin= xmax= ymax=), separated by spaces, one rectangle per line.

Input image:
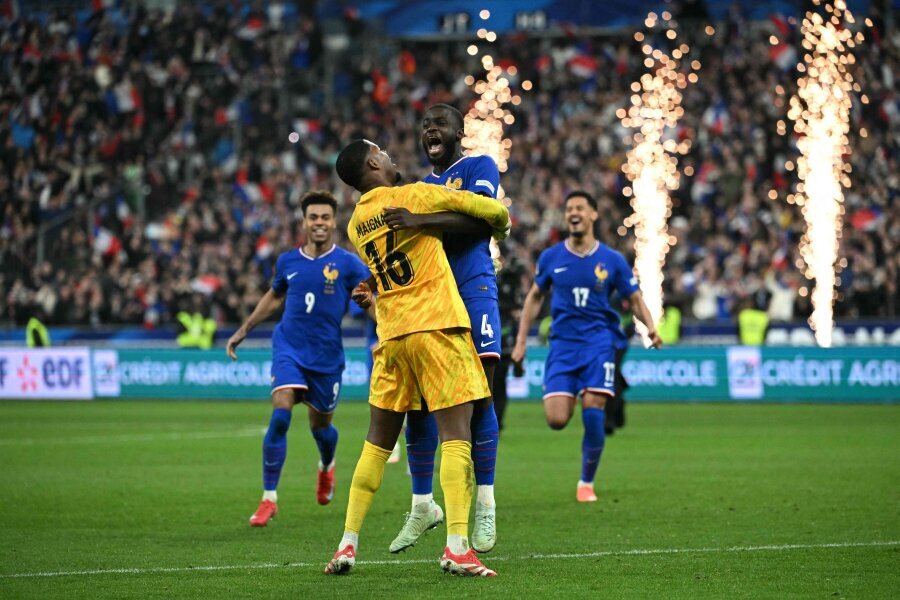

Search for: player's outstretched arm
xmin=383 ymin=206 xmax=491 ymax=236
xmin=412 ymin=184 xmax=510 ymax=234
xmin=226 ymin=289 xmax=285 ymax=360
xmin=511 ymin=283 xmax=544 ymax=365
xmin=628 ymin=290 xmax=663 ymax=349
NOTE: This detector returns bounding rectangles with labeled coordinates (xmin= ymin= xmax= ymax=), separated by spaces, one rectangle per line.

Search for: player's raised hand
xmin=352 ymin=281 xmax=374 ymax=309
xmin=383 ymin=206 xmax=421 ymax=230
xmin=226 ymin=329 xmax=246 ymax=360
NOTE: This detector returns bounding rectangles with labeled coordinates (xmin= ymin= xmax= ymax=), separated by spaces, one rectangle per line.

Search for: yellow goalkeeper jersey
xmin=348 ymin=182 xmax=510 ymax=342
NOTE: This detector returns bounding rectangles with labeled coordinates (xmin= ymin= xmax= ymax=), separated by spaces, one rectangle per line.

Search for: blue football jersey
xmin=534 ymin=241 xmax=640 ymax=345
xmin=422 ymin=154 xmax=501 ymax=301
xmin=271 ymin=245 xmax=371 ymax=371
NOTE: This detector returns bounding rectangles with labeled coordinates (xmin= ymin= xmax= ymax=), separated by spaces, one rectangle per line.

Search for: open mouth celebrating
xmin=425 ymin=133 xmax=444 ymax=158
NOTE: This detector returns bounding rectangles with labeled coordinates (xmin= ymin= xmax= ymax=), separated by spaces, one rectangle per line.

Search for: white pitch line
xmin=2 ymin=540 xmax=896 ymax=580
xmin=0 ymin=428 xmax=264 ymax=446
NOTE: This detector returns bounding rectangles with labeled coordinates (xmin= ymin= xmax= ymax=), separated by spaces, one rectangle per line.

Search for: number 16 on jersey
xmin=364 ymin=231 xmax=415 ymax=290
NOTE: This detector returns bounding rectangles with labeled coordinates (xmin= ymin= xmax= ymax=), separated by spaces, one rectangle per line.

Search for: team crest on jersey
xmin=323 ymin=263 xmax=339 ymax=294
xmin=594 ymin=264 xmax=609 ymax=289
xmin=445 ymin=177 xmax=463 ymax=190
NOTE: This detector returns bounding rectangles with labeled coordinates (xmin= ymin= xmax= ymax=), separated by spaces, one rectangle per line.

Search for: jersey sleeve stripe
xmin=475 ymin=179 xmax=496 ymax=194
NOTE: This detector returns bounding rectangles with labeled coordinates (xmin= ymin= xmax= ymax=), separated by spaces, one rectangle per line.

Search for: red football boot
xmin=249 ymin=499 xmax=277 ymax=527
xmin=324 ymin=544 xmax=356 ymax=575
xmin=317 ymin=462 xmax=335 ymax=505
xmin=439 ymin=547 xmax=497 ymax=577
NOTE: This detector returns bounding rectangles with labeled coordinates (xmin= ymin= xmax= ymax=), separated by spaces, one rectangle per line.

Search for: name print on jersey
xmin=355 ymin=213 xmax=386 ymax=237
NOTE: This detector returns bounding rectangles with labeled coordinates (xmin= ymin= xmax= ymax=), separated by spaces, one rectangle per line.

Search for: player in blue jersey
xmin=378 ymin=104 xmax=502 ymax=554
xmin=512 ymin=190 xmax=662 ymax=502
xmin=226 ymin=191 xmax=371 ymax=526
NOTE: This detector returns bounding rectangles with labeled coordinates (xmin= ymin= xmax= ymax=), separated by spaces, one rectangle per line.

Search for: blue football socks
xmin=471 ymin=403 xmax=500 ymax=486
xmin=405 ymin=410 xmax=439 ymax=495
xmin=312 ymin=424 xmax=338 ymax=467
xmin=580 ymin=407 xmax=606 ymax=483
xmin=262 ymin=408 xmax=292 ymax=491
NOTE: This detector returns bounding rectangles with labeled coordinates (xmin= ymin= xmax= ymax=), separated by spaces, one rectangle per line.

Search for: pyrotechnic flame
xmin=620 ymin=16 xmax=697 ymax=344
xmin=787 ymin=0 xmax=859 ymax=347
xmin=462 ymin=13 xmax=522 ymax=267
xmin=463 ymin=65 xmax=515 ymax=175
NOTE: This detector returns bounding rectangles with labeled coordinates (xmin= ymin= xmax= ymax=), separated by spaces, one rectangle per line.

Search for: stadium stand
xmin=1 ymin=1 xmax=896 ymax=329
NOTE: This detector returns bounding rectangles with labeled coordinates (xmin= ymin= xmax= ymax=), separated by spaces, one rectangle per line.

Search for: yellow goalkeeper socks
xmin=344 ymin=441 xmax=392 ymax=535
xmin=440 ymin=440 xmax=474 ymax=543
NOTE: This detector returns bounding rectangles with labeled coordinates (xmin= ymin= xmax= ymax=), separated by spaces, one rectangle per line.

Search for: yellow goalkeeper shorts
xmin=368 ymin=327 xmax=489 ymax=413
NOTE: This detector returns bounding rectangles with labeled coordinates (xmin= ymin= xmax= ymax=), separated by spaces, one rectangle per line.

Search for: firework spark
xmin=787 ymin=0 xmax=859 ymax=347
xmin=462 ymin=60 xmax=515 ymax=175
xmin=619 ymin=15 xmax=697 ymax=343
xmin=462 ymin=13 xmax=520 ymax=266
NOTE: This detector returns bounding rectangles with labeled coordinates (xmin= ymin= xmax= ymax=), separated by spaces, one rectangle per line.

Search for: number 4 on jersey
xmin=481 ymin=314 xmax=494 ymax=338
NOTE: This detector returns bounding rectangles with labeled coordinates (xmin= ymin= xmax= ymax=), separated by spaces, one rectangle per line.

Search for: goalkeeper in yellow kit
xmin=325 ymin=139 xmax=510 ymax=577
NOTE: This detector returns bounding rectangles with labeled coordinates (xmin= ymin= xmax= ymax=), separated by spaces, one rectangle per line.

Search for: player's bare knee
xmin=307 ymin=407 xmax=333 ymax=432
xmin=271 ymin=389 xmax=295 ymax=411
xmin=546 ymin=415 xmax=570 ymax=430
xmin=583 ymin=392 xmax=609 ymax=410
xmin=366 ymin=405 xmax=404 ymax=449
xmin=433 ymin=403 xmax=474 ymax=442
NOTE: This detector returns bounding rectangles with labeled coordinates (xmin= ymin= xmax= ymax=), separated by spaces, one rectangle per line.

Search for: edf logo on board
xmin=0 ymin=349 xmax=93 ymax=400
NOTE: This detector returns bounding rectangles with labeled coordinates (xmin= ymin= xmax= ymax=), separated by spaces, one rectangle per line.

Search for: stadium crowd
xmin=1 ymin=2 xmax=897 ymax=328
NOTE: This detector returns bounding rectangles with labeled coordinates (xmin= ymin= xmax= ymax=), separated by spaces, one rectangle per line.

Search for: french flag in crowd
xmin=768 ymin=14 xmax=797 ymax=71
xmin=237 ymin=15 xmax=265 ymax=40
xmin=106 ymin=80 xmax=142 ymax=115
xmin=292 ymin=118 xmax=321 ymax=139
xmin=234 ymin=168 xmax=274 ymax=204
xmin=190 ymin=275 xmax=223 ymax=295
xmin=93 ymin=226 xmax=122 ymax=258
xmin=92 ymin=0 xmax=115 ymax=12
xmin=702 ymin=101 xmax=730 ymax=135
xmin=255 ymin=235 xmax=273 ymax=260
xmin=215 ymin=103 xmax=240 ymax=127
xmin=567 ymin=53 xmax=598 ymax=79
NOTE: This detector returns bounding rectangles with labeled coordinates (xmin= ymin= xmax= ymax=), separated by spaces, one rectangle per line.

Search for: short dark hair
xmin=335 ymin=139 xmax=371 ymax=189
xmin=565 ymin=190 xmax=597 ymax=210
xmin=301 ymin=190 xmax=338 ymax=216
xmin=425 ymin=103 xmax=465 ymax=130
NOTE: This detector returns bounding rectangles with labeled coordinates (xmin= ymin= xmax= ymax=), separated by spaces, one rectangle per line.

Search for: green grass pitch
xmin=1 ymin=400 xmax=898 ymax=598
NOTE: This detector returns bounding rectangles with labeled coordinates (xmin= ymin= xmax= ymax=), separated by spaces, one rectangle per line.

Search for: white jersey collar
xmin=299 ymin=244 xmax=336 ymax=260
xmin=429 ymin=155 xmax=472 ymax=178
xmin=564 ymin=240 xmax=600 ymax=258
